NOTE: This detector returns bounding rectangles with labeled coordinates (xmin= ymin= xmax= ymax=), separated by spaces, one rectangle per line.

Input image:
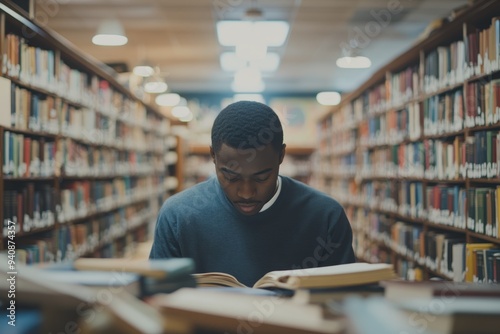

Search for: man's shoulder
xmin=162 ymin=177 xmax=218 ymax=209
xmin=281 ymin=176 xmax=343 ymax=208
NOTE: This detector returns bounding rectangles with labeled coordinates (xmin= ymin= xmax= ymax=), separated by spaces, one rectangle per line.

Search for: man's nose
xmin=237 ymin=179 xmax=256 ymax=199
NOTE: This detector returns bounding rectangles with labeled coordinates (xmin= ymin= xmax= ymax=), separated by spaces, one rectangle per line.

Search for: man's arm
xmin=318 ymin=208 xmax=356 ymax=266
xmin=149 ymin=208 xmax=181 ymax=259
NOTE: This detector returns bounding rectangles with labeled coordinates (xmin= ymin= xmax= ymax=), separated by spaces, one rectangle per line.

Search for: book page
xmin=194 ymin=272 xmax=248 ymax=288
xmin=255 ymin=263 xmax=395 ymax=289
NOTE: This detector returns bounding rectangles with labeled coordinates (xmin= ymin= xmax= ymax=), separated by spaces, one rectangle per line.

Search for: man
xmin=150 ymin=101 xmax=355 ymax=286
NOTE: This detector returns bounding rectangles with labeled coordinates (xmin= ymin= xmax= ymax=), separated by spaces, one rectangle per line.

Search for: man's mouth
xmin=235 ymin=202 xmax=259 ymax=214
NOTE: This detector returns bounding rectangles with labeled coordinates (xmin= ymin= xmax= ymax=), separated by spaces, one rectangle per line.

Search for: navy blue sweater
xmin=150 ymin=176 xmax=356 ymax=286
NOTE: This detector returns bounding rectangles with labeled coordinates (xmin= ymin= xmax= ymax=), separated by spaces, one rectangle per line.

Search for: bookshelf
xmin=315 ymin=0 xmax=500 ymax=282
xmin=0 ymin=1 xmax=177 ymax=263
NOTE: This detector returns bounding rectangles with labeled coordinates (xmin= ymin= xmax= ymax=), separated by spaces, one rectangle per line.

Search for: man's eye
xmin=254 ymin=176 xmax=270 ymax=182
xmin=224 ymin=173 xmax=239 ymax=182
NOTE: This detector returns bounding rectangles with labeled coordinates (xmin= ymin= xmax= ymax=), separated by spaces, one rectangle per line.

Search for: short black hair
xmin=211 ymin=100 xmax=283 ymax=153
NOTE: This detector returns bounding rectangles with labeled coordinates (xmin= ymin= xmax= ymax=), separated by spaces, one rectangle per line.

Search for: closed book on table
xmin=150 ymin=288 xmax=345 ymax=334
xmin=382 ymin=279 xmax=500 ymax=303
xmin=292 ymin=283 xmax=385 ymax=305
xmin=73 ymin=257 xmax=195 ymax=280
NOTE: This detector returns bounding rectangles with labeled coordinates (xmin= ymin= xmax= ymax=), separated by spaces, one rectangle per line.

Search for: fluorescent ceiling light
xmin=92 ymin=19 xmax=128 ymax=46
xmin=232 ymin=67 xmax=265 ymax=92
xmin=155 ymin=93 xmax=181 ymax=107
xmin=251 ymin=52 xmax=280 ymax=72
xmin=235 ymin=42 xmax=267 ymax=61
xmin=220 ymin=52 xmax=246 ymax=72
xmin=220 ymin=52 xmax=280 ymax=72
xmin=234 ymin=67 xmax=262 ymax=85
xmin=316 ymin=91 xmax=341 ymax=106
xmin=336 ymin=56 xmax=371 ymax=69
xmin=231 ymin=67 xmax=264 ymax=93
xmin=216 ymin=21 xmax=289 ymax=47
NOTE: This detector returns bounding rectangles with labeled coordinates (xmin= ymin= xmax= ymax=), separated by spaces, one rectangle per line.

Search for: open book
xmin=194 ymin=262 xmax=396 ymax=289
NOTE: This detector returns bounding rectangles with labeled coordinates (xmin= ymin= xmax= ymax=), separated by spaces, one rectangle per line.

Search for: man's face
xmin=211 ymin=143 xmax=285 ymax=216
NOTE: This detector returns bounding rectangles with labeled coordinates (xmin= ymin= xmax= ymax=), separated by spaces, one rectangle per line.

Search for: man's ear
xmin=279 ymin=144 xmax=286 ymax=164
xmin=210 ymin=146 xmax=216 ymax=164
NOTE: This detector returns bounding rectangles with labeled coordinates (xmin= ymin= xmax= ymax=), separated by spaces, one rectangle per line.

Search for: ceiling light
xmin=155 ymin=93 xmax=181 ymax=107
xmin=179 ymin=111 xmax=194 ymax=122
xmin=216 ymin=21 xmax=289 ymax=47
xmin=220 ymin=52 xmax=246 ymax=72
xmin=251 ymin=52 xmax=280 ymax=72
xmin=316 ymin=91 xmax=341 ymax=106
xmin=336 ymin=56 xmax=371 ymax=69
xmin=144 ymin=79 xmax=167 ymax=94
xmin=172 ymin=106 xmax=191 ymax=118
xmin=221 ymin=52 xmax=280 ymax=72
xmin=92 ymin=19 xmax=128 ymax=46
xmin=133 ymin=65 xmax=154 ymax=77
xmin=234 ymin=67 xmax=262 ymax=85
xmin=232 ymin=67 xmax=265 ymax=92
xmin=235 ymin=42 xmax=267 ymax=61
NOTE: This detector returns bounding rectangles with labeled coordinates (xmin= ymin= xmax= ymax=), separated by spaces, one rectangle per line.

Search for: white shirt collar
xmin=259 ymin=176 xmax=281 ymax=212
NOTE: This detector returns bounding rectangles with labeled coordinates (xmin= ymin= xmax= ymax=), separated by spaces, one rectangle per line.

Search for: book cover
xmin=292 ymin=283 xmax=384 ymax=305
xmin=36 ymin=269 xmax=142 ymax=297
xmin=0 ymin=76 xmax=11 ymax=127
xmin=396 ymin=296 xmax=500 ymax=334
xmin=465 ymin=243 xmax=494 ymax=282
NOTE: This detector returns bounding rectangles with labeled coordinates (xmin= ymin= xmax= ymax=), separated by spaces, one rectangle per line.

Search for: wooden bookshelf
xmin=315 ymin=0 xmax=500 ymax=283
xmin=0 ymin=1 xmax=178 ymax=264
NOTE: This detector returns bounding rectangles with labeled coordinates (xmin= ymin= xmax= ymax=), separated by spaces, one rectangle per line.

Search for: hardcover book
xmin=382 ymin=279 xmax=500 ymax=303
xmin=73 ymin=257 xmax=195 ymax=280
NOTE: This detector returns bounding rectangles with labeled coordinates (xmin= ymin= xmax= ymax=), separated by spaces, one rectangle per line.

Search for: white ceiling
xmin=33 ymin=0 xmax=468 ymax=96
